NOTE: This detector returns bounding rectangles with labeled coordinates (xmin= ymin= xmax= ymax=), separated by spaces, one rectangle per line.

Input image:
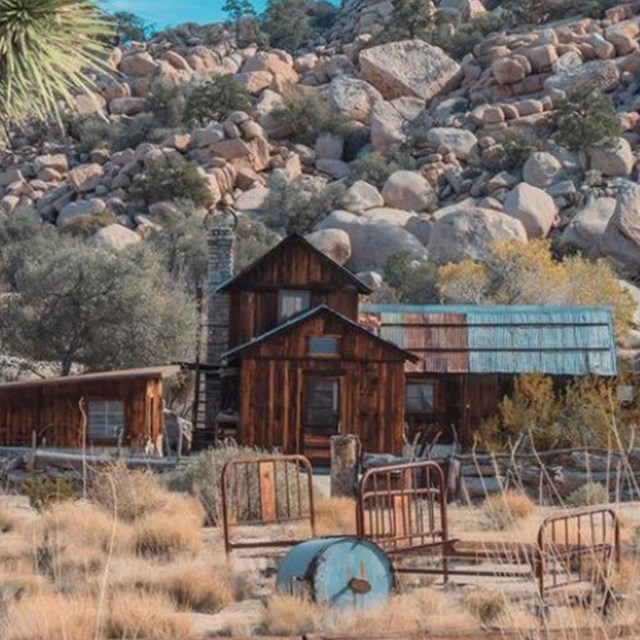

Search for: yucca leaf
xmin=0 ymin=0 xmax=114 ymax=125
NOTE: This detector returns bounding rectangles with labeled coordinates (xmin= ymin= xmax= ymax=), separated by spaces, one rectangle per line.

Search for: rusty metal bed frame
xmin=356 ymin=460 xmax=621 ymax=603
xmin=221 ymin=454 xmax=316 ymax=554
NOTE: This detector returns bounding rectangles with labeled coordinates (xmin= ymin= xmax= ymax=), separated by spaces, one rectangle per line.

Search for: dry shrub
xmin=0 ymin=507 xmax=17 ymax=532
xmin=134 ymin=510 xmax=203 ymax=558
xmin=41 ymin=500 xmax=134 ymax=553
xmin=264 ymin=594 xmax=324 ymax=635
xmin=482 ymin=490 xmax=534 ymax=530
xmin=159 ymin=565 xmax=235 ymax=612
xmin=91 ymin=462 xmax=170 ymax=522
xmin=314 ymin=497 xmax=356 ymax=536
xmin=462 ymin=588 xmax=506 ymax=625
xmin=1 ymin=590 xmax=191 ymax=640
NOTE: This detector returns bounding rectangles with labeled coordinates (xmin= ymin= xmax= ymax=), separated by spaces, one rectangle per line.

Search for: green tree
xmin=262 ymin=0 xmax=311 ymax=52
xmin=111 ymin=10 xmax=151 ymax=42
xmin=132 ymin=156 xmax=214 ymax=208
xmin=183 ymin=77 xmax=253 ymax=127
xmin=550 ymin=84 xmax=621 ymax=153
xmin=145 ymin=82 xmax=187 ymax=128
xmin=380 ymin=0 xmax=436 ymax=41
xmin=0 ymin=0 xmax=113 ymax=132
xmin=223 ymin=0 xmax=256 ymax=46
xmin=383 ymin=252 xmax=439 ymax=303
xmin=3 ymin=241 xmax=196 ymax=376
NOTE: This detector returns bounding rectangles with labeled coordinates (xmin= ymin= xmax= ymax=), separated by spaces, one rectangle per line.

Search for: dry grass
xmin=134 ymin=509 xmax=203 ymax=558
xmin=482 ymin=490 xmax=535 ymax=530
xmin=264 ymin=594 xmax=324 ymax=635
xmin=158 ymin=564 xmax=236 ymax=612
xmin=1 ymin=590 xmax=192 ymax=640
xmin=0 ymin=506 xmax=18 ymax=532
xmin=90 ymin=462 xmax=170 ymax=522
xmin=462 ymin=588 xmax=507 ymax=626
xmin=314 ymin=497 xmax=356 ymax=536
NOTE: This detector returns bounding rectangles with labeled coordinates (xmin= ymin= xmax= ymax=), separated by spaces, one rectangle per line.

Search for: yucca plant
xmin=0 ymin=0 xmax=114 ymax=129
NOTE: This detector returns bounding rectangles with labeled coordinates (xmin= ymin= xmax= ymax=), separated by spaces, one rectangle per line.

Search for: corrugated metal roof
xmin=360 ymin=304 xmax=617 ymax=376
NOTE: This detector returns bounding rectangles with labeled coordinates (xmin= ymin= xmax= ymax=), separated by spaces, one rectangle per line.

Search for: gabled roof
xmin=0 ymin=366 xmax=181 ymax=391
xmin=216 ymin=233 xmax=372 ymax=294
xmin=223 ymin=304 xmax=418 ymax=362
xmin=361 ymin=304 xmax=617 ymax=376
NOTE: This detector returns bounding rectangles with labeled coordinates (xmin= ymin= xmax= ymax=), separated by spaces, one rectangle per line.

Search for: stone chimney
xmin=205 ymin=225 xmax=235 ymax=428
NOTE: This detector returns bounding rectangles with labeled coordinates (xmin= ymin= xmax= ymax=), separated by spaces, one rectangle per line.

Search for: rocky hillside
xmin=3 ymin=0 xmax=640 ymax=359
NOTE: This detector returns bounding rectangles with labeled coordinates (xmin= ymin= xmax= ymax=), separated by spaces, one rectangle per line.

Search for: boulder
xmin=370 ymin=97 xmax=425 ymax=151
xmin=359 ymin=40 xmax=462 ymax=102
xmin=327 ymin=76 xmax=383 ymax=123
xmin=427 ymin=207 xmax=527 ymax=264
xmin=382 ymin=171 xmax=437 ymax=212
xmin=119 ymin=53 xmax=159 ymax=77
xmin=343 ymin=180 xmax=384 ymax=213
xmin=35 ymin=154 xmax=68 ymax=173
xmin=315 ymin=133 xmax=344 ymax=160
xmin=561 ymin=197 xmax=616 ymax=251
xmin=68 ymin=163 xmax=104 ymax=193
xmin=0 ymin=167 xmax=25 ymax=188
xmin=234 ymin=70 xmax=273 ymax=94
xmin=503 ymin=183 xmax=557 ymax=238
xmin=91 ymin=224 xmax=141 ymax=251
xmin=305 ymin=229 xmax=352 ymax=265
xmin=491 ymin=57 xmax=527 ymax=85
xmin=316 ymin=158 xmax=351 ymax=179
xmin=317 ymin=210 xmax=428 ymax=272
xmin=234 ymin=186 xmax=270 ymax=212
xmin=523 ymin=152 xmax=563 ymax=188
xmin=241 ymin=52 xmax=298 ymax=84
xmin=57 ymin=198 xmax=107 ymax=227
xmin=109 ymin=97 xmax=146 ymax=116
xmin=524 ymin=45 xmax=558 ymax=72
xmin=596 ymin=183 xmax=640 ymax=274
xmin=544 ymin=59 xmax=620 ymax=94
xmin=426 ymin=127 xmax=478 ymax=160
xmin=588 ymin=138 xmax=635 ymax=177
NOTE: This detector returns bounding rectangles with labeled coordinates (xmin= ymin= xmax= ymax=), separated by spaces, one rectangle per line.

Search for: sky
xmin=103 ymin=0 xmax=268 ymax=30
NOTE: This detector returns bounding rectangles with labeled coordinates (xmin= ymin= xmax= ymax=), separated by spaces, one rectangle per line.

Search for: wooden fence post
xmin=330 ymin=435 xmax=360 ymax=498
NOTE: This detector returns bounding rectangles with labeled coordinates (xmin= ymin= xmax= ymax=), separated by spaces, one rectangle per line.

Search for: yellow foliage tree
xmin=436 ymin=240 xmax=635 ymax=340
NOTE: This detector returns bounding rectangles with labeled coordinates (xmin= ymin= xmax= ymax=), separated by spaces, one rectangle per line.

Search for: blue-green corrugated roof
xmin=360 ymin=304 xmax=617 ymax=376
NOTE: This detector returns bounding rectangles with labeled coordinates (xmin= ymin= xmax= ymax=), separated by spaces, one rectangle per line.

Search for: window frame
xmin=277 ymin=289 xmax=311 ymax=321
xmin=405 ymin=381 xmax=437 ymax=415
xmin=307 ymin=335 xmax=341 ymax=358
xmin=302 ymin=375 xmax=341 ymax=432
xmin=87 ymin=398 xmax=125 ymax=443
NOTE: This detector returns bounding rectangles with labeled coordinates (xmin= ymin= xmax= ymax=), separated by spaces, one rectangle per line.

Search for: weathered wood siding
xmin=237 ymin=314 xmax=406 ymax=456
xmin=0 ymin=376 xmax=164 ymax=448
xmin=227 ymin=240 xmax=361 ymax=347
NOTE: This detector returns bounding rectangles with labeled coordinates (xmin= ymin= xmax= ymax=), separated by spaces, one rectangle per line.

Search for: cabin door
xmin=300 ymin=374 xmax=341 ymax=465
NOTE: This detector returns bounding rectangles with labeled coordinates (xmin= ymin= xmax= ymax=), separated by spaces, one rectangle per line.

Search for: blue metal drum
xmin=276 ymin=537 xmax=393 ymax=610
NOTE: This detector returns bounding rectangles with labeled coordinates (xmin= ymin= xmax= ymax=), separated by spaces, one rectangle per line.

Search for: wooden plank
xmin=259 ymin=461 xmax=277 ymax=522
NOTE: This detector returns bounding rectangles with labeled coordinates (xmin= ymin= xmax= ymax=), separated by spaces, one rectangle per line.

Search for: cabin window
xmin=308 ymin=336 xmax=340 ymax=356
xmin=303 ymin=377 xmax=340 ymax=430
xmin=88 ymin=400 xmax=125 ymax=441
xmin=405 ymin=382 xmax=435 ymax=414
xmin=278 ymin=289 xmax=310 ymax=321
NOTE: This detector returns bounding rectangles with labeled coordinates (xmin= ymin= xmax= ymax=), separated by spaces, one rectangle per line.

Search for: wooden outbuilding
xmin=0 ymin=366 xmax=179 ymax=452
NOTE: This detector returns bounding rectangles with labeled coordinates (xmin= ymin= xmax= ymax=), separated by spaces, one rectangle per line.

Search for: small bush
xmin=60 ymin=210 xmax=117 ymax=238
xmin=462 ymin=589 xmax=506 ymax=625
xmin=161 ymin=565 xmax=235 ymax=612
xmin=110 ymin=114 xmax=158 ymax=152
xmin=271 ymin=95 xmax=350 ymax=147
xmin=183 ymin=76 xmax=253 ymax=127
xmin=481 ymin=128 xmax=546 ymax=173
xmin=73 ymin=113 xmax=112 ymax=153
xmin=146 ymin=82 xmax=187 ymax=128
xmin=482 ymin=490 xmax=534 ymax=530
xmin=565 ymin=482 xmax=609 ymax=507
xmin=262 ymin=0 xmax=311 ymax=52
xmin=23 ymin=476 xmax=78 ymax=512
xmin=263 ymin=175 xmax=346 ymax=234
xmin=550 ymin=84 xmax=621 ymax=153
xmin=435 ymin=14 xmax=505 ymax=60
xmin=132 ymin=155 xmax=213 ymax=207
xmin=350 ymin=146 xmax=418 ymax=188
xmin=233 ymin=218 xmax=281 ymax=273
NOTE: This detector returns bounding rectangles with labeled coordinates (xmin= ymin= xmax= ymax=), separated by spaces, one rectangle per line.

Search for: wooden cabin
xmin=201 ymin=234 xmax=618 ymax=462
xmin=0 ymin=366 xmax=179 ymax=453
